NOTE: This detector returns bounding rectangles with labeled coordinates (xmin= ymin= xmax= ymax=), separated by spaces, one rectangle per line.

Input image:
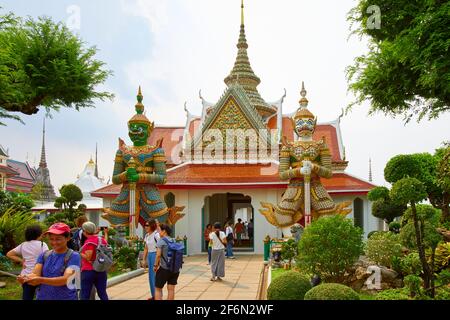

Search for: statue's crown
xmin=293 ymin=82 xmax=315 ymax=120
xmin=128 ymin=86 xmax=154 ymax=128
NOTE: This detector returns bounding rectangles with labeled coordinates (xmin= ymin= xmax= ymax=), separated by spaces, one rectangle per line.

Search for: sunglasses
xmin=145 ymin=225 xmax=150 ymax=227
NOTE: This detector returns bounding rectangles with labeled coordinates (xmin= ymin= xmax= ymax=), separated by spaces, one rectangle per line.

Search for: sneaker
xmin=210 ymin=277 xmax=216 ymax=281
xmin=216 ymin=277 xmax=223 ymax=281
xmin=229 ymin=256 xmax=236 ymax=259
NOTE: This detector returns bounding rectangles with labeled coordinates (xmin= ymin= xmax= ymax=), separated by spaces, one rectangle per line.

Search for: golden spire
xmin=293 ymin=82 xmax=315 ymax=120
xmin=241 ymin=0 xmax=244 ymax=26
xmin=299 ymin=81 xmax=309 ymax=108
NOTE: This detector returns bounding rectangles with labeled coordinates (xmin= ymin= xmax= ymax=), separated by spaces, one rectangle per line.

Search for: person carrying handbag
xmin=209 ymin=222 xmax=227 ymax=281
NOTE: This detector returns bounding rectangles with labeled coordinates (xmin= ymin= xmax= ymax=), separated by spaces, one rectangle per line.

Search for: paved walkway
xmin=107 ymin=254 xmax=263 ymax=300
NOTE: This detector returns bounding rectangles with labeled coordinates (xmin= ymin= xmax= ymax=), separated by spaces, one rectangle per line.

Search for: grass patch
xmin=0 ymin=276 xmax=22 ymax=300
xmin=359 ymin=292 xmax=376 ymax=300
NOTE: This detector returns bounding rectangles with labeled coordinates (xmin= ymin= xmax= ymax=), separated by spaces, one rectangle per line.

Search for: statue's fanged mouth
xmin=129 ymin=127 xmax=145 ymax=138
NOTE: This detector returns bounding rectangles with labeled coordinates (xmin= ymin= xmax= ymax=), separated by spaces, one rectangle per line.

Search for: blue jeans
xmin=226 ymin=241 xmax=234 ymax=257
xmin=147 ymin=252 xmax=157 ymax=297
xmin=22 ymin=283 xmax=36 ymax=300
xmin=81 ymin=270 xmax=108 ymax=300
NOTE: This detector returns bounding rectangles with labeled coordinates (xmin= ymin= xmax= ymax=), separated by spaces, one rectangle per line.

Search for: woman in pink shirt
xmin=79 ymin=222 xmax=109 ymax=300
xmin=7 ymin=225 xmax=48 ymax=300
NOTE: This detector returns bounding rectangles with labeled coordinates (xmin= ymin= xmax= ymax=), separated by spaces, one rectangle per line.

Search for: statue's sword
xmin=128 ymin=157 xmax=137 ymax=237
xmin=302 ymin=160 xmax=312 ymax=227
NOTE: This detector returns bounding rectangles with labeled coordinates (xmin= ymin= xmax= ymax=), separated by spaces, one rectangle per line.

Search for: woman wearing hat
xmin=79 ymin=221 xmax=109 ymax=300
xmin=18 ymin=223 xmax=81 ymax=300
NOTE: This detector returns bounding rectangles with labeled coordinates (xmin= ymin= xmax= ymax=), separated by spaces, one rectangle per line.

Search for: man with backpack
xmin=154 ymin=224 xmax=184 ymax=300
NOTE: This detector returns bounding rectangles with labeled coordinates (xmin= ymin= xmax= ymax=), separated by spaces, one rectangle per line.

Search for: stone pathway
xmin=107 ymin=254 xmax=263 ymax=300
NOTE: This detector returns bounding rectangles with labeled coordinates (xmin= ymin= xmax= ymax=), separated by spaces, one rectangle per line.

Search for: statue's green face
xmin=128 ymin=123 xmax=149 ymax=146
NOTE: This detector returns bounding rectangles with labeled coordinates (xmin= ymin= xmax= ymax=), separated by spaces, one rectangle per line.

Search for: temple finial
xmin=299 ymin=81 xmax=309 ymax=107
xmin=369 ymin=158 xmax=373 ymax=182
xmin=94 ymin=142 xmax=99 ymax=178
xmin=241 ymin=0 xmax=245 ymax=26
xmin=135 ymin=86 xmax=144 ymax=114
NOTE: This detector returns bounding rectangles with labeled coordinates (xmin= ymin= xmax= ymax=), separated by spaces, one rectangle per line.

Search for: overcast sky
xmin=1 ymin=0 xmax=449 ymax=193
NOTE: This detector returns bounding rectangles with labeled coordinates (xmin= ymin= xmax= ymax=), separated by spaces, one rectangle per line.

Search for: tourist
xmin=204 ymin=224 xmax=213 ymax=265
xmin=143 ymin=219 xmax=160 ymax=300
xmin=7 ymin=225 xmax=49 ymax=300
xmin=248 ymin=219 xmax=254 ymax=241
xmin=209 ymin=222 xmax=227 ymax=281
xmin=235 ymin=219 xmax=244 ymax=246
xmin=79 ymin=221 xmax=109 ymax=300
xmin=154 ymin=224 xmax=179 ymax=300
xmin=68 ymin=215 xmax=88 ymax=251
xmin=225 ymin=221 xmax=235 ymax=259
xmin=18 ymin=223 xmax=81 ymax=300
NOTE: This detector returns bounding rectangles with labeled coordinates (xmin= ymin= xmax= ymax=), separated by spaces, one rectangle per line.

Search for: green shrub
xmin=267 ymin=271 xmax=312 ymax=300
xmin=281 ymin=239 xmax=297 ymax=268
xmin=304 ymin=283 xmax=360 ymax=300
xmin=365 ymin=231 xmax=403 ymax=268
xmin=388 ymin=221 xmax=401 ymax=233
xmin=435 ymin=287 xmax=450 ymax=300
xmin=113 ymin=246 xmax=139 ymax=271
xmin=375 ymin=288 xmax=409 ymax=300
xmin=296 ymin=215 xmax=363 ymax=282
xmin=404 ymin=275 xmax=422 ymax=298
xmin=400 ymin=252 xmax=422 ymax=275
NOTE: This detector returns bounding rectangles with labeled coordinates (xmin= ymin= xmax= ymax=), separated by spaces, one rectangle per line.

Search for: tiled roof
xmin=91 ymin=164 xmax=375 ymax=197
xmin=148 ymin=127 xmax=184 ymax=165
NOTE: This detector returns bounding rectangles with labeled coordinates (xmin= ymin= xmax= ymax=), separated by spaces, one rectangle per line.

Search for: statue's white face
xmin=295 ymin=118 xmax=315 ymax=138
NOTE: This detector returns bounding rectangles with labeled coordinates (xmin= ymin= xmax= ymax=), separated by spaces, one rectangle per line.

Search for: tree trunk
xmin=430 ymin=247 xmax=436 ymax=298
xmin=411 ymin=201 xmax=431 ymax=292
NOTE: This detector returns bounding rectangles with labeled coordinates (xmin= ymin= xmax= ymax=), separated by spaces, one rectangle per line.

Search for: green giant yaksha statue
xmin=102 ymin=87 xmax=172 ymax=233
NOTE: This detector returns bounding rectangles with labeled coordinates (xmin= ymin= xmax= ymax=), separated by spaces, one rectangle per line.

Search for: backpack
xmin=43 ymin=249 xmax=75 ymax=275
xmin=83 ymin=235 xmax=114 ymax=272
xmin=161 ymin=237 xmax=184 ymax=273
xmin=68 ymin=228 xmax=82 ymax=251
xmin=226 ymin=228 xmax=234 ymax=241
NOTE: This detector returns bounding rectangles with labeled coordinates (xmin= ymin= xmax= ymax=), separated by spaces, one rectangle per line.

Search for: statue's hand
xmin=126 ymin=168 xmax=139 ymax=182
xmin=300 ymin=160 xmax=312 ymax=176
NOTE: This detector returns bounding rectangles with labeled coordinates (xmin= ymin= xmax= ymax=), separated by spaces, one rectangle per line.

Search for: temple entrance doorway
xmin=202 ymin=193 xmax=254 ymax=252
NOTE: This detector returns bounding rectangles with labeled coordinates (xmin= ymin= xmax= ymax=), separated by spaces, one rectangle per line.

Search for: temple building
xmin=91 ymin=1 xmax=381 ymax=254
xmin=34 ymin=118 xmax=56 ymax=201
xmin=0 ymin=144 xmax=36 ymax=193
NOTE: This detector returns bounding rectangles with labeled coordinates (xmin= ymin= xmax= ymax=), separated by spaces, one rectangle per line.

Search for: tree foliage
xmin=347 ymin=0 xmax=449 ymax=122
xmin=369 ymin=186 xmax=406 ymax=223
xmin=385 ymin=151 xmax=449 ymax=222
xmin=0 ymin=190 xmax=34 ymax=214
xmin=296 ymin=215 xmax=364 ymax=283
xmin=0 ymin=10 xmax=113 ymax=125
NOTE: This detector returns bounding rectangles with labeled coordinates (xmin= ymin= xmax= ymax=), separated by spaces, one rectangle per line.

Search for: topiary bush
xmin=267 ymin=271 xmax=312 ymax=300
xmin=365 ymin=231 xmax=403 ymax=268
xmin=296 ymin=215 xmax=364 ymax=282
xmin=304 ymin=283 xmax=360 ymax=300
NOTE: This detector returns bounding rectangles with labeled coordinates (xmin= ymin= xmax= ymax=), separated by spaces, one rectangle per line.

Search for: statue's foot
xmin=335 ymin=201 xmax=352 ymax=216
xmin=259 ymin=202 xmax=279 ymax=226
xmin=167 ymin=206 xmax=186 ymax=226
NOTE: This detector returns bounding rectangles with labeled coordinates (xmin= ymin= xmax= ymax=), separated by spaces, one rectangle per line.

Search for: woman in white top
xmin=142 ymin=219 xmax=160 ymax=300
xmin=209 ymin=222 xmax=227 ymax=281
xmin=6 ymin=225 xmax=48 ymax=300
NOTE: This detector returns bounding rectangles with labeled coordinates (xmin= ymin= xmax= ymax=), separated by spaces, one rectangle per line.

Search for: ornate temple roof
xmin=5 ymin=159 xmax=36 ymax=193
